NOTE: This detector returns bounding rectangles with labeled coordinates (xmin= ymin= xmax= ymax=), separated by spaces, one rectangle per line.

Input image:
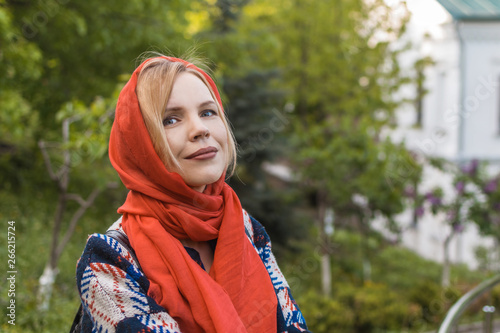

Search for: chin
xmin=187 ymin=173 xmax=224 ymax=189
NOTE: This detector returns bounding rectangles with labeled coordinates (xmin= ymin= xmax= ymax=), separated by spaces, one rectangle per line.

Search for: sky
xmin=404 ymin=0 xmax=452 ymax=37
xmin=383 ymin=0 xmax=452 ymax=39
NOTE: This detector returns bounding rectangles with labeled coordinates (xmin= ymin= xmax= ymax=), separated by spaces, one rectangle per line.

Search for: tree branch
xmin=54 ymin=182 xmax=118 ymax=261
xmin=66 ymin=193 xmax=86 ymax=206
xmin=54 ymin=188 xmax=101 ymax=261
xmin=59 ymin=117 xmax=77 ymax=189
xmin=38 ymin=140 xmax=59 ymax=183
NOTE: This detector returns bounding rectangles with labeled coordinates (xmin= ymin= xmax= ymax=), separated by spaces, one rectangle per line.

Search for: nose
xmin=189 ymin=116 xmax=210 ymax=141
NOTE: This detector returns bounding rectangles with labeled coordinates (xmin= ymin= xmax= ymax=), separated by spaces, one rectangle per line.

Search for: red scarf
xmin=109 ymin=57 xmax=277 ymax=332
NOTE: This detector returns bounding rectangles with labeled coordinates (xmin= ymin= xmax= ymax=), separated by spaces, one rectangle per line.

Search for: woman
xmin=75 ymin=55 xmax=309 ymax=332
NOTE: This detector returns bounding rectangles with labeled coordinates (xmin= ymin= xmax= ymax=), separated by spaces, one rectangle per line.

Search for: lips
xmin=185 ymin=146 xmax=218 ymax=160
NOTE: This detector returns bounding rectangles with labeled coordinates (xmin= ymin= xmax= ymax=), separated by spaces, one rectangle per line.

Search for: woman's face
xmin=163 ymin=72 xmax=228 ymax=192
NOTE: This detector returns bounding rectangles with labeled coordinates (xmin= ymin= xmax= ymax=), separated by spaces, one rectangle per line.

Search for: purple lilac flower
xmin=427 ymin=194 xmax=442 ymax=206
xmin=485 ymin=179 xmax=498 ymax=193
xmin=469 ymin=160 xmax=479 ymax=175
xmin=462 ymin=159 xmax=479 ymax=176
xmin=455 ymin=181 xmax=465 ymax=194
xmin=453 ymin=224 xmax=464 ymax=233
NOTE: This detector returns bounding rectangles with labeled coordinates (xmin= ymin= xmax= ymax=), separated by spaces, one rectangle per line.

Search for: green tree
xmin=414 ymin=159 xmax=494 ymax=286
xmin=36 ymin=95 xmax=119 ymax=310
xmin=2 ymin=0 xmax=202 ymax=311
xmin=464 ymin=160 xmax=500 ymax=267
xmin=194 ymin=0 xmax=307 ymax=249
xmin=6 ymin=0 xmax=195 ymax=120
xmin=0 ymin=2 xmax=43 ymax=187
xmin=223 ymin=71 xmax=305 ymax=250
xmin=238 ymin=0 xmax=421 ymax=295
xmin=1 ymin=0 xmax=198 ymax=189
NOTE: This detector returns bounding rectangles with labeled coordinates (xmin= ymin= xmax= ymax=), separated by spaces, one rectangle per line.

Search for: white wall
xmin=458 ymin=21 xmax=500 ymax=161
xmin=388 ymin=17 xmax=500 ymax=269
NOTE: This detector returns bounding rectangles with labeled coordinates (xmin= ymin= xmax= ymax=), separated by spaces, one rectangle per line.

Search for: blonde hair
xmin=136 ymin=56 xmax=237 ymax=177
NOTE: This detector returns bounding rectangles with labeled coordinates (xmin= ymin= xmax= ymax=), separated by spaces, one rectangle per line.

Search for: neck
xmin=180 ymin=239 xmax=214 ymax=273
xmin=190 ymin=184 xmax=207 ymax=193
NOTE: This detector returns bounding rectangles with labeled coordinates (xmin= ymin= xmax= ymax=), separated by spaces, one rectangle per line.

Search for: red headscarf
xmin=109 ymin=57 xmax=277 ymax=332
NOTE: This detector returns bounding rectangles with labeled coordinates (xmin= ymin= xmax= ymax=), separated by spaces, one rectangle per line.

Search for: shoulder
xmin=241 ymin=210 xmax=310 ymax=332
xmin=76 ymin=219 xmax=144 ymax=286
xmin=241 ymin=209 xmax=275 ymax=267
xmin=75 ymin=219 xmax=179 ymax=332
xmin=242 ymin=209 xmax=271 ymax=248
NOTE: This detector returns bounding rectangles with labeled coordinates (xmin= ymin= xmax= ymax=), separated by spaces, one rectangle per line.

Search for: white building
xmin=391 ymin=0 xmax=500 ymax=268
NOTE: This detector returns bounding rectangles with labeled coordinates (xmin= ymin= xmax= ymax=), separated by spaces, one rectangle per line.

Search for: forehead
xmin=167 ymin=72 xmax=215 ymax=106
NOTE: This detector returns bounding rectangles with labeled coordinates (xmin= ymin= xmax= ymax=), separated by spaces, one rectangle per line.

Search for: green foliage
xmin=7 ymin=0 xmax=195 ymax=121
xmin=0 ymin=4 xmax=44 ymax=188
xmin=0 ymin=187 xmax=121 ymax=332
xmin=223 ymin=70 xmax=305 ymax=248
xmin=298 ymin=289 xmax=355 ymax=332
xmin=1 ymin=0 xmax=198 ymax=190
xmin=345 ymin=282 xmax=419 ymax=332
xmin=464 ymin=161 xmax=500 ymax=242
xmin=412 ymin=159 xmax=500 ymax=269
xmin=282 ymin=228 xmax=489 ymax=332
xmin=408 ymin=280 xmax=463 ymax=326
xmin=194 ymin=1 xmax=307 ymax=248
xmin=0 ymin=4 xmax=43 ymax=89
xmin=0 ymin=90 xmax=39 ymax=145
xmin=233 ymin=0 xmax=422 ymax=232
xmin=299 ymin=284 xmax=421 ymax=333
xmin=2 ymin=0 xmax=495 ymax=331
xmin=0 ymin=88 xmax=41 ymax=189
xmin=38 ymin=84 xmax=123 ymax=198
xmin=408 ymin=280 xmax=444 ymax=323
xmin=372 ymin=244 xmax=441 ymax=290
xmin=56 ymin=93 xmax=117 ymax=163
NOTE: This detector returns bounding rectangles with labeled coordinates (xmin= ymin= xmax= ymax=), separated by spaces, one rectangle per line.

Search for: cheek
xmin=213 ymin=122 xmax=229 ymax=146
xmin=164 ymin=129 xmax=183 ymax=156
xmin=217 ymin=129 xmax=231 ymax=165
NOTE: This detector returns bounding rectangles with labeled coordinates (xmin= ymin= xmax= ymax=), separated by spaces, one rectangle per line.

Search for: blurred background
xmin=1 ymin=0 xmax=500 ymax=332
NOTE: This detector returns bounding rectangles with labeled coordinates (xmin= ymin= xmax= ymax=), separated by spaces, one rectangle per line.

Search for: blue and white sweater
xmin=75 ymin=210 xmax=310 ymax=332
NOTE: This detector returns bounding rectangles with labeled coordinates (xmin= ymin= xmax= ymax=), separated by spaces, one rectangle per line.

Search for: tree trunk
xmin=36 ymin=117 xmax=111 ymax=310
xmin=442 ymin=231 xmax=454 ymax=287
xmin=37 ymin=136 xmax=69 ymax=311
xmin=38 ymin=192 xmax=66 ymax=310
xmin=317 ymin=190 xmax=332 ymax=297
xmin=321 ymin=254 xmax=331 ymax=296
xmin=358 ymin=213 xmax=372 ymax=283
xmin=38 ymin=264 xmax=59 ymax=311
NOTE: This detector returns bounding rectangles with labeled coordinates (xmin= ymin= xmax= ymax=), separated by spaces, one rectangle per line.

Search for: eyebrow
xmin=165 ymin=100 xmax=217 ymax=113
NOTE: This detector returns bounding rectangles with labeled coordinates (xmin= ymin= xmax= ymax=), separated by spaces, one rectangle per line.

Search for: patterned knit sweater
xmin=75 ymin=210 xmax=310 ymax=332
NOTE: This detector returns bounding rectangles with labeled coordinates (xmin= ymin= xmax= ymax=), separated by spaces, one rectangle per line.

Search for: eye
xmin=201 ymin=109 xmax=217 ymax=117
xmin=163 ymin=116 xmax=178 ymax=126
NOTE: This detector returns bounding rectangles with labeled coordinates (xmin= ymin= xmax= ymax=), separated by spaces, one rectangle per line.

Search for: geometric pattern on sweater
xmin=76 ymin=233 xmax=180 ymax=332
xmin=95 ymin=233 xmax=141 ymax=270
xmin=131 ymin=313 xmax=181 ymax=332
xmin=81 ymin=264 xmax=129 ymax=331
xmin=76 ymin=210 xmax=310 ymax=332
xmin=242 ymin=209 xmax=255 ymax=243
xmin=277 ymin=288 xmax=308 ymax=331
xmin=84 ymin=262 xmax=148 ymax=322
